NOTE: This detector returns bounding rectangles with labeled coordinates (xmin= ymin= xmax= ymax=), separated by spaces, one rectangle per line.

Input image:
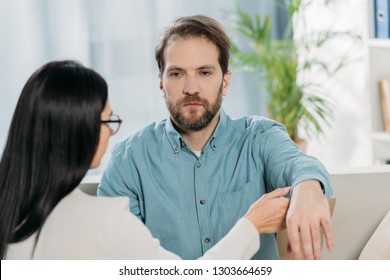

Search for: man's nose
xmin=183 ymin=76 xmax=200 ymax=95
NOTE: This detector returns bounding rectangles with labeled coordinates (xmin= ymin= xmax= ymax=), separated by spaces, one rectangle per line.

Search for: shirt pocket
xmin=215 ymin=180 xmax=262 ymax=236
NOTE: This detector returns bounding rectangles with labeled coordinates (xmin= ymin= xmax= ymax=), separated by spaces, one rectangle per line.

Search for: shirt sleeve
xmin=257 ymin=123 xmax=333 ymax=198
xmin=97 ymin=142 xmax=143 ymax=219
xmin=101 ymin=199 xmax=260 ymax=260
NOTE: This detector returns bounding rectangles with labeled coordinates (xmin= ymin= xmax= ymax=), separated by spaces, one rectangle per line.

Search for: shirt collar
xmin=165 ymin=117 xmax=183 ymax=154
xmin=164 ymin=108 xmax=229 ymax=154
xmin=205 ymin=108 xmax=228 ymax=152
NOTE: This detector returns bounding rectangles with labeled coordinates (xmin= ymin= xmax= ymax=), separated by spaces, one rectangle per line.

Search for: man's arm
xmin=256 ymin=122 xmax=334 ymax=259
xmin=286 ymin=180 xmax=334 ymax=260
xmin=97 ymin=144 xmax=143 ymax=219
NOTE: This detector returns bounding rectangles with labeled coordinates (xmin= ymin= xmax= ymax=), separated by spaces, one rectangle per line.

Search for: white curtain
xmin=0 ymin=0 xmax=89 ymax=149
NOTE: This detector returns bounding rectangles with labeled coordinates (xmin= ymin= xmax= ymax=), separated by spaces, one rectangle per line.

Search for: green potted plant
xmin=229 ymin=0 xmax=360 ymax=149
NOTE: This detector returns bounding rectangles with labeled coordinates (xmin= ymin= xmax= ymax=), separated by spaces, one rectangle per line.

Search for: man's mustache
xmin=180 ymin=96 xmax=206 ymax=105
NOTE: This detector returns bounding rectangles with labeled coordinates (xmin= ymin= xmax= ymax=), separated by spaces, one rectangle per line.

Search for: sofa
xmin=79 ymin=166 xmax=390 ymax=259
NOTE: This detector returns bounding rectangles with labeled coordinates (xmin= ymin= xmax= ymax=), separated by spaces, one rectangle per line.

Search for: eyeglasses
xmin=101 ymin=114 xmax=122 ymax=135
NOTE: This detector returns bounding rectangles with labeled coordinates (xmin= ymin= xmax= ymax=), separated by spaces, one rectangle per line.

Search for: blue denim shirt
xmin=98 ymin=109 xmax=332 ymax=259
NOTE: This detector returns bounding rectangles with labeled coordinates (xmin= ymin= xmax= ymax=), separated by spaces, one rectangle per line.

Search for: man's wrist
xmin=290 ymin=180 xmax=325 ymax=197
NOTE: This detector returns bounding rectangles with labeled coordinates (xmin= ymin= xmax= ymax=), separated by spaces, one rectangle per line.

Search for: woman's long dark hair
xmin=0 ymin=60 xmax=108 ymax=258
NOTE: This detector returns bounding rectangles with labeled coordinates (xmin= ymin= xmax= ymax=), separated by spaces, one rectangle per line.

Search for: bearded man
xmin=98 ymin=15 xmax=334 ymax=260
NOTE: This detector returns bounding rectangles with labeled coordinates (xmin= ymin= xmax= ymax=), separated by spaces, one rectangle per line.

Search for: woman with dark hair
xmin=0 ymin=60 xmax=290 ymax=259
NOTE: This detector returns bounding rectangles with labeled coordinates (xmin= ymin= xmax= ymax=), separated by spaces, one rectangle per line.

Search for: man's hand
xmin=244 ymin=187 xmax=290 ymax=233
xmin=286 ymin=180 xmax=334 ymax=260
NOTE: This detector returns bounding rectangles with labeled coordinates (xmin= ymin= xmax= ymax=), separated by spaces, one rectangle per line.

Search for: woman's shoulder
xmin=6 ymin=188 xmax=132 ymax=259
xmin=55 ymin=188 xmax=130 ymax=220
xmin=35 ymin=189 xmax=134 ymax=259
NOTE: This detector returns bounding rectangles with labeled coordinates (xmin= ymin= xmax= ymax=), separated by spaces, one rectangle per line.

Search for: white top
xmin=193 ymin=151 xmax=202 ymax=157
xmin=359 ymin=210 xmax=390 ymax=260
xmin=6 ymin=188 xmax=259 ymax=259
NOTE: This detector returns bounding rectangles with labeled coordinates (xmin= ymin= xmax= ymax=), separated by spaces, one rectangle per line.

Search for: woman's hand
xmin=244 ymin=187 xmax=290 ymax=233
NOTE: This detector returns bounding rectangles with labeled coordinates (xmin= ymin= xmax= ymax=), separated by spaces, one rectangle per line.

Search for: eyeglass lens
xmin=108 ymin=115 xmax=120 ymax=134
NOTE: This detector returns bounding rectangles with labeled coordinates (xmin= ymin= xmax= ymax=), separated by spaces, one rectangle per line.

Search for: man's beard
xmin=165 ymin=84 xmax=223 ymax=131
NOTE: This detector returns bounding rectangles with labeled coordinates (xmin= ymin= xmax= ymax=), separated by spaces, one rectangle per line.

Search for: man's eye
xmin=200 ymin=71 xmax=212 ymax=76
xmin=169 ymin=72 xmax=182 ymax=77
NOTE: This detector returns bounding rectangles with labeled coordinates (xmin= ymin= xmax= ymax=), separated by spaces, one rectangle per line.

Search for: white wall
xmin=295 ymin=0 xmax=372 ymax=169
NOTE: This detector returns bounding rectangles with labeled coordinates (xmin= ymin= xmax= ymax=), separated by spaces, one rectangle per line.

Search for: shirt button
xmin=200 ymin=199 xmax=206 ymax=205
xmin=196 ymin=162 xmax=201 ymax=168
xmin=204 ymin=238 xmax=210 ymax=244
xmin=175 ymin=146 xmax=179 ymax=153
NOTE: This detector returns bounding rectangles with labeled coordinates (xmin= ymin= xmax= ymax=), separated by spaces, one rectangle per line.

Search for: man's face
xmin=160 ymin=36 xmax=231 ymax=131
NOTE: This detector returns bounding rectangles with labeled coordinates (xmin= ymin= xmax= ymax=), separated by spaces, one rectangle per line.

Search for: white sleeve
xmin=102 ymin=199 xmax=260 ymax=260
xmin=101 ymin=198 xmax=181 ymax=259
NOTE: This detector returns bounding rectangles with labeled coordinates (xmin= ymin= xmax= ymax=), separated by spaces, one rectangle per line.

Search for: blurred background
xmin=0 ymin=0 xmax=372 ymax=175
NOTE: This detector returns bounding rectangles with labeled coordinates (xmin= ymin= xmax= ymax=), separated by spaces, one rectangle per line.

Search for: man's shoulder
xmin=230 ymin=114 xmax=286 ymax=134
xmin=112 ymin=119 xmax=168 ymax=153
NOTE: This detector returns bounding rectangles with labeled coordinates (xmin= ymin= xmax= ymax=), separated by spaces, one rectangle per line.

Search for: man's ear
xmin=222 ymin=70 xmax=232 ymax=97
xmin=159 ymin=74 xmax=164 ymax=90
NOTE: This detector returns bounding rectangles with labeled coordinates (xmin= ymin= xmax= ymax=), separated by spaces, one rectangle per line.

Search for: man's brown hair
xmin=155 ymin=15 xmax=230 ymax=76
